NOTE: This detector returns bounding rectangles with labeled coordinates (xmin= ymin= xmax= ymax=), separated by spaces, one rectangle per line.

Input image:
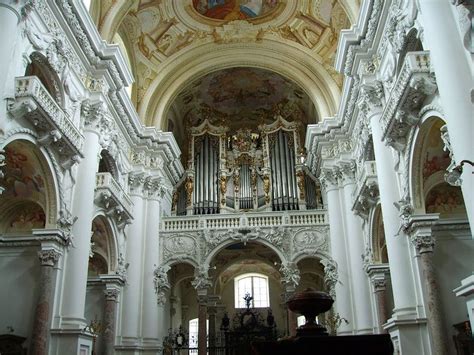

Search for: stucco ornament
xmin=321 ymin=259 xmax=338 ymax=299
xmin=293 ymin=229 xmax=327 ymax=254
xmin=0 ymin=150 xmax=6 ymax=194
xmin=153 ymin=266 xmax=170 ymax=305
xmin=115 ymin=252 xmax=129 ymax=282
xmin=191 ymin=266 xmax=212 ymax=290
xmin=164 ymin=235 xmax=197 ymax=260
xmin=394 ymin=198 xmax=414 ymax=235
xmin=280 ymin=262 xmax=300 ymax=289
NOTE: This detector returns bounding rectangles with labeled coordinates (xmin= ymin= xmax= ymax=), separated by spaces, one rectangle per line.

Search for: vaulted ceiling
xmin=90 ymin=0 xmax=358 ymax=149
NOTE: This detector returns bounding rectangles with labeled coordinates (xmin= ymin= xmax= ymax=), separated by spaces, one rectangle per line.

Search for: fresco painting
xmin=7 ymin=203 xmax=46 ymax=231
xmin=181 ymin=67 xmax=314 ymax=131
xmin=425 ymin=184 xmax=467 ymax=217
xmin=422 ymin=121 xmax=451 ymax=182
xmin=2 ymin=141 xmax=46 ymax=204
xmin=193 ymin=0 xmax=279 ymax=21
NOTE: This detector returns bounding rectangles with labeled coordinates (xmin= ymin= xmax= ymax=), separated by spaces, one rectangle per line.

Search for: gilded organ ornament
xmin=185 ymin=176 xmax=193 ymax=206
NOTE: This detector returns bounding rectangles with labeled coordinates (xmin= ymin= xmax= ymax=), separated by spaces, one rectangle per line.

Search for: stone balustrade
xmin=95 ymin=172 xmax=133 ymax=226
xmin=380 ymin=51 xmax=436 ymax=149
xmin=161 ymin=209 xmax=328 ymax=232
xmin=10 ymin=76 xmax=84 ymax=160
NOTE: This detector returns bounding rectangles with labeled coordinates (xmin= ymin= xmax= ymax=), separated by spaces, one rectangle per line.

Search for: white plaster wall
xmin=434 ymin=234 xmax=474 ymax=339
xmin=85 ymin=283 xmax=105 ymax=354
xmin=0 ymin=247 xmax=40 ymax=351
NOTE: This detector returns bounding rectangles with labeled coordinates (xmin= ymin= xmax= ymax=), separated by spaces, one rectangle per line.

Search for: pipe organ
xmin=171 ymin=117 xmax=323 ymax=215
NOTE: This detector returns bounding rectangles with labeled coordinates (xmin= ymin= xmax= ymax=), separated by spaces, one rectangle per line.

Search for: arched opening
xmin=98 ymin=149 xmax=119 ymax=181
xmin=25 ymin=52 xmax=64 ymax=107
xmin=410 ymin=116 xmax=473 ymax=339
xmin=0 ymin=139 xmax=57 ymax=350
xmin=0 ymin=139 xmax=57 ymax=229
xmin=85 ymin=215 xmax=118 ymax=355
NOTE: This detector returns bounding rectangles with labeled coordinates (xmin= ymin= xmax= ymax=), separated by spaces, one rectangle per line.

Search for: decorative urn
xmin=286 ymin=288 xmax=334 ymax=336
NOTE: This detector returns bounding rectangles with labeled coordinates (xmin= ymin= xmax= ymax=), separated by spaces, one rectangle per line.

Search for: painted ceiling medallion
xmin=192 ymin=0 xmax=281 ymax=22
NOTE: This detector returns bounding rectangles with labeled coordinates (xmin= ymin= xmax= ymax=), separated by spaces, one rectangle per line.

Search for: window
xmin=234 ymin=273 xmax=269 ymax=308
xmin=188 ymin=318 xmax=209 ymax=348
xmin=297 ymin=315 xmax=318 ymax=327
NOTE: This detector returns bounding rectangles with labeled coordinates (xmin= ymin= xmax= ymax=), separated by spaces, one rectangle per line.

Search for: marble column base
xmin=50 ymin=329 xmax=94 ymax=355
xmin=384 ymin=315 xmax=429 ymax=355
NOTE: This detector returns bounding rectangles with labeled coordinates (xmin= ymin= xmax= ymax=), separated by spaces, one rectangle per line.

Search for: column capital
xmin=357 ymin=81 xmax=384 ymax=118
xmin=33 ymin=228 xmax=72 ymax=248
xmin=319 ymin=168 xmax=341 ymax=192
xmin=128 ymin=172 xmax=148 ymax=195
xmin=38 ymin=249 xmax=61 ymax=267
xmin=104 ymin=288 xmax=120 ymax=302
xmin=407 ymin=214 xmax=440 ymax=254
xmin=81 ymin=100 xmax=115 ymax=144
xmin=339 ymin=160 xmax=357 ymax=185
xmin=192 ymin=267 xmax=213 ymax=292
xmin=373 ymin=279 xmax=387 ymax=292
xmin=145 ymin=175 xmax=168 ymax=201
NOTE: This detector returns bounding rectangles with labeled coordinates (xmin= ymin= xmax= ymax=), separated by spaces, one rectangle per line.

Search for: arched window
xmin=234 ymin=273 xmax=269 ymax=308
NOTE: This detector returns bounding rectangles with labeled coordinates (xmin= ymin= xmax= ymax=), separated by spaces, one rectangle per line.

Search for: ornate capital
xmin=104 ymin=288 xmax=120 ymax=302
xmin=128 ymin=172 xmax=147 ymax=194
xmin=339 ymin=161 xmax=356 ymax=183
xmin=357 ymin=81 xmax=384 ymax=116
xmin=410 ymin=234 xmax=435 ymax=254
xmin=372 ymin=279 xmax=386 ymax=292
xmin=145 ymin=176 xmax=167 ymax=200
xmin=81 ymin=101 xmax=114 ymax=143
xmin=319 ymin=168 xmax=340 ymax=192
xmin=38 ymin=249 xmax=61 ymax=266
xmin=407 ymin=214 xmax=439 ymax=253
xmin=280 ymin=262 xmax=300 ymax=289
xmin=192 ymin=266 xmax=212 ymax=291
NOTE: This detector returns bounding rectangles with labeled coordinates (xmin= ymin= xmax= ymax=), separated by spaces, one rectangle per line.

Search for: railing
xmin=161 ymin=209 xmax=328 ymax=232
xmin=13 ymin=76 xmax=84 ymax=154
xmin=95 ymin=172 xmax=133 ymax=217
xmin=380 ymin=51 xmax=433 ymax=141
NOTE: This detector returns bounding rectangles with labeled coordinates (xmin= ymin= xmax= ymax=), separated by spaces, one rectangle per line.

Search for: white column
xmin=120 ymin=173 xmax=146 ymax=345
xmin=320 ymin=169 xmax=353 ymax=335
xmin=141 ymin=177 xmax=162 ymax=349
xmin=370 ymin=114 xmax=418 ymax=317
xmin=418 ymin=0 xmax=474 ymax=228
xmin=0 ymin=3 xmax=20 ymax=98
xmin=61 ymin=129 xmax=101 ymax=328
xmin=340 ymin=165 xmax=373 ymax=334
xmin=371 ymin=114 xmax=416 ymax=319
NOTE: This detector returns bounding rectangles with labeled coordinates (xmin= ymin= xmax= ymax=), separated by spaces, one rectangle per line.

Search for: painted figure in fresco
xmin=193 ymin=0 xmax=278 ymax=21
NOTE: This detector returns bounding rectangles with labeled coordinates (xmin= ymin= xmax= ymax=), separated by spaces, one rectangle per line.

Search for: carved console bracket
xmin=380 ymin=51 xmax=437 ymax=151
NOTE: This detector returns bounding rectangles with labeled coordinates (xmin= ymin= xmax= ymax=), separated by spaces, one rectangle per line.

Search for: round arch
xmin=409 ymin=112 xmax=447 ymax=211
xmin=0 ymin=136 xmax=59 ymax=228
xmin=203 ymin=238 xmax=287 ymax=268
xmin=139 ymin=41 xmax=341 ymax=129
xmin=91 ymin=212 xmax=120 ymax=272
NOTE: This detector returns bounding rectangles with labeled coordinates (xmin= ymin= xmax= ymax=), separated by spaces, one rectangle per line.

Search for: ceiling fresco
xmin=192 ymin=0 xmax=280 ymax=21
xmin=98 ymin=0 xmax=351 ymax=116
xmin=175 ymin=67 xmax=317 ymax=135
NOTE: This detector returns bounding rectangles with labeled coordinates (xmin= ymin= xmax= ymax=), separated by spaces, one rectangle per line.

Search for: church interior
xmin=0 ymin=0 xmax=472 ymax=354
